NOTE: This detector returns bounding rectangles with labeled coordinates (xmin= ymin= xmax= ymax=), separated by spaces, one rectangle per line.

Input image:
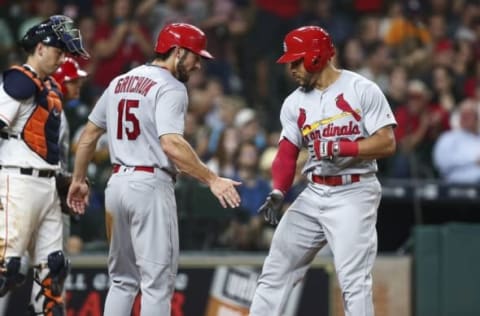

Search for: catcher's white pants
xmin=249 ymin=176 xmax=381 ymax=316
xmin=0 ymin=170 xmax=63 ymax=264
xmin=0 ymin=170 xmax=64 ymax=313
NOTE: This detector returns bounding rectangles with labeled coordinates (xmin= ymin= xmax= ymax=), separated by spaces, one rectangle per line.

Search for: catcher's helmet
xmin=277 ymin=26 xmax=335 ymax=73
xmin=20 ymin=15 xmax=90 ymax=59
xmin=52 ymin=57 xmax=87 ymax=94
xmin=155 ymin=23 xmax=213 ymax=59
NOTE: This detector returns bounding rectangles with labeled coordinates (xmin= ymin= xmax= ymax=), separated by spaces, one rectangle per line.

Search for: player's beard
xmin=175 ymin=52 xmax=190 ymax=83
xmin=299 ymin=73 xmax=315 ymax=92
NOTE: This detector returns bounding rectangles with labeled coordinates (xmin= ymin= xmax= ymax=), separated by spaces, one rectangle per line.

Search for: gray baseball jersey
xmin=280 ymin=70 xmax=396 ymax=176
xmin=90 ymin=64 xmax=185 ymax=315
xmin=89 ymin=64 xmax=187 ymax=172
xmin=250 ymin=70 xmax=397 ymax=316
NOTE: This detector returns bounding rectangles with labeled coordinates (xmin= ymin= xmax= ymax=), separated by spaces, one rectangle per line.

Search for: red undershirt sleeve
xmin=271 ymin=138 xmax=300 ymax=194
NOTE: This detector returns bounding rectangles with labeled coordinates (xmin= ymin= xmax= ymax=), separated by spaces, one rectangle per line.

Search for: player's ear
xmin=36 ymin=42 xmax=45 ymax=57
xmin=175 ymin=47 xmax=185 ymax=57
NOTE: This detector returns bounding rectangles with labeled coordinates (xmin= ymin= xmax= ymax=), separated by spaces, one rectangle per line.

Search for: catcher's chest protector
xmin=10 ymin=65 xmax=63 ymax=164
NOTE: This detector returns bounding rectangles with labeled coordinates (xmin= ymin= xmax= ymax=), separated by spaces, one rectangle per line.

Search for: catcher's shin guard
xmin=30 ymin=251 xmax=70 ymax=316
xmin=0 ymin=256 xmax=28 ymax=296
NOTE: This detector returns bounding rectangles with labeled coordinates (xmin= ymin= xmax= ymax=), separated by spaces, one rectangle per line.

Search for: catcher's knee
xmin=0 ymin=256 xmax=28 ymax=297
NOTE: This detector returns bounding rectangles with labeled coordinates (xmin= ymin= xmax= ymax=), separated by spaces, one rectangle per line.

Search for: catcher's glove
xmin=55 ymin=171 xmax=74 ymax=216
xmin=257 ymin=189 xmax=284 ymax=226
xmin=55 ymin=171 xmax=89 ymax=219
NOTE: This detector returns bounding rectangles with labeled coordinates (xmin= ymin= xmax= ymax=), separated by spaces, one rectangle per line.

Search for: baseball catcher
xmin=0 ymin=14 xmax=89 ymax=315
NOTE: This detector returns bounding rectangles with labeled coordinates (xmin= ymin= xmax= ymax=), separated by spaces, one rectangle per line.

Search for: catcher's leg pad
xmin=31 ymin=251 xmax=70 ymax=316
xmin=46 ymin=251 xmax=70 ymax=296
xmin=0 ymin=256 xmax=28 ymax=297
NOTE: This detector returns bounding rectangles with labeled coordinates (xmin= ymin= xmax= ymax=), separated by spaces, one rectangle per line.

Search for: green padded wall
xmin=414 ymin=226 xmax=441 ymax=316
xmin=414 ymin=223 xmax=480 ymax=316
xmin=440 ymin=223 xmax=480 ymax=316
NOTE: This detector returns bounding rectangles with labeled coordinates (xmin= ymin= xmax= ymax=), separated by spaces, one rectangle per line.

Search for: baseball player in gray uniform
xmin=67 ymin=23 xmax=241 ymax=316
xmin=250 ymin=26 xmax=397 ymax=316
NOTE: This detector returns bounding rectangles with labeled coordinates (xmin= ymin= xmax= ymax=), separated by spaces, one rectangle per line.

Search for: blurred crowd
xmin=1 ymin=0 xmax=479 ymax=253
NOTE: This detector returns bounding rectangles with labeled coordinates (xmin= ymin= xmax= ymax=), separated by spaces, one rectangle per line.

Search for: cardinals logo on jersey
xmin=300 ymin=95 xmax=363 ymax=139
xmin=336 ymin=93 xmax=361 ymax=121
xmin=297 ymin=108 xmax=306 ymax=129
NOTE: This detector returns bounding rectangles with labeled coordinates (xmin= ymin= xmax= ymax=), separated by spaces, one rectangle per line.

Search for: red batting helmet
xmin=277 ymin=26 xmax=335 ymax=73
xmin=155 ymin=23 xmax=213 ymax=59
xmin=52 ymin=57 xmax=87 ymax=94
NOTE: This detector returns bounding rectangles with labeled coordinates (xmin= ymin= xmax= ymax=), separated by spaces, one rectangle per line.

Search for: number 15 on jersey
xmin=117 ymin=99 xmax=140 ymax=140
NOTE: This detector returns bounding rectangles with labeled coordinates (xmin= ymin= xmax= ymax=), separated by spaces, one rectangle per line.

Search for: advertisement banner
xmin=0 ymin=263 xmax=332 ymax=316
xmin=205 ymin=266 xmax=306 ymax=316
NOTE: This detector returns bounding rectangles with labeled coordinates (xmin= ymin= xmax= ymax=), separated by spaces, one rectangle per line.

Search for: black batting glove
xmin=257 ymin=189 xmax=284 ymax=226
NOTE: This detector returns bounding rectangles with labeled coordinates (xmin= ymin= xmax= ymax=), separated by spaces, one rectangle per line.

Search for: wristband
xmin=337 ymin=141 xmax=359 ymax=157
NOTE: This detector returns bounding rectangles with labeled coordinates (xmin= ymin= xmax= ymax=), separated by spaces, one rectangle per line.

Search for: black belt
xmin=160 ymin=167 xmax=177 ymax=182
xmin=0 ymin=166 xmax=56 ymax=178
xmin=0 ymin=132 xmax=20 ymax=140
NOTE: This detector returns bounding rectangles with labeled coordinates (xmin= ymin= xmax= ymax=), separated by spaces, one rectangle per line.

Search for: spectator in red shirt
xmin=92 ymin=0 xmax=152 ymax=89
xmin=390 ymin=79 xmax=450 ymax=178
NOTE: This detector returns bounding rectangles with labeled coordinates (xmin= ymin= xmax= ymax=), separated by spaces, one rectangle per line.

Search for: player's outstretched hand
xmin=67 ymin=180 xmax=90 ymax=215
xmin=209 ymin=176 xmax=242 ymax=208
xmin=257 ymin=189 xmax=284 ymax=226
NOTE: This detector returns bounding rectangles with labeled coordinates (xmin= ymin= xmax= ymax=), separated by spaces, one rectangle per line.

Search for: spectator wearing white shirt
xmin=433 ymin=99 xmax=480 ymax=183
